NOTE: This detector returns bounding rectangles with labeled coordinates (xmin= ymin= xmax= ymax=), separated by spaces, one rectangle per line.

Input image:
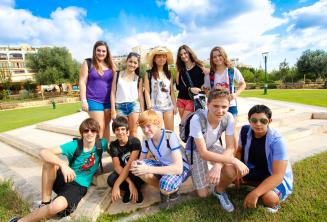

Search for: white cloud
xmin=0 ymin=4 xmax=103 ymax=61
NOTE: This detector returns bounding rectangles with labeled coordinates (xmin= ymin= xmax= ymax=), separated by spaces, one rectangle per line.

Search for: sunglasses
xmin=83 ymin=129 xmax=97 ymax=134
xmin=129 ymin=52 xmax=140 ymax=58
xmin=249 ymin=118 xmax=269 ymax=125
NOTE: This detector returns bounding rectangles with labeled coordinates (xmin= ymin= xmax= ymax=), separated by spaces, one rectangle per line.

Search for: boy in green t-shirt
xmin=9 ymin=118 xmax=108 ymax=222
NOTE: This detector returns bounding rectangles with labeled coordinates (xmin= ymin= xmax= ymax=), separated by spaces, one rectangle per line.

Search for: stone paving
xmin=1 ymin=97 xmax=327 ymax=221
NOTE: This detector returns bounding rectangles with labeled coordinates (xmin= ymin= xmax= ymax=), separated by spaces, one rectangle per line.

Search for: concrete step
xmin=0 ymin=141 xmax=42 ymax=206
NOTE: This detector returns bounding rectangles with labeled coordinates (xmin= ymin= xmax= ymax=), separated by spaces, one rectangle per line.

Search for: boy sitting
xmin=130 ymin=110 xmax=190 ymax=203
xmin=224 ymin=105 xmax=293 ymax=212
xmin=9 ymin=118 xmax=108 ymax=222
xmin=107 ymin=116 xmax=144 ymax=204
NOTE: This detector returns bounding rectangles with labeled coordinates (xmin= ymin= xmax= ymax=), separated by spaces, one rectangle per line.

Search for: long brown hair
xmin=92 ymin=40 xmax=115 ymax=73
xmin=176 ymin=45 xmax=204 ymax=74
xmin=209 ymin=46 xmax=233 ymax=74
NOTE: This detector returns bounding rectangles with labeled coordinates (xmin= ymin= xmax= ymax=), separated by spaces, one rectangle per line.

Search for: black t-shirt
xmin=177 ymin=65 xmax=205 ymax=100
xmin=109 ymin=136 xmax=141 ymax=167
xmin=243 ymin=133 xmax=270 ymax=182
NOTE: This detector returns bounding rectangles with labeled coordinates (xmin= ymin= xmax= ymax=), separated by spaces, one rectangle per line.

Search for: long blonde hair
xmin=209 ymin=46 xmax=233 ymax=74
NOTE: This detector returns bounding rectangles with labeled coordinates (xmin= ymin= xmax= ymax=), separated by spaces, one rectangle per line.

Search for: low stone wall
xmin=0 ymin=97 xmax=79 ymax=110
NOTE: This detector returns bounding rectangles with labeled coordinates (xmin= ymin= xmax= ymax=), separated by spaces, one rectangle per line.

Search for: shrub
xmin=19 ymin=89 xmax=29 ymax=100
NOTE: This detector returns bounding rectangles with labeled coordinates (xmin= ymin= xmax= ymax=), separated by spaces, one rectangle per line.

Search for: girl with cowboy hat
xmin=144 ymin=46 xmax=177 ymax=131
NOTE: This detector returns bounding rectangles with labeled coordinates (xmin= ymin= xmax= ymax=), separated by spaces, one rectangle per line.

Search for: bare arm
xmin=39 ymin=147 xmax=76 ymax=183
xmin=79 ymin=61 xmax=89 ymax=111
xmin=110 ymin=72 xmax=118 ymax=119
xmin=131 ymin=150 xmax=183 ymax=175
xmin=234 ymin=80 xmax=246 ymax=98
xmin=170 ymin=77 xmax=177 ymax=114
xmin=138 ymin=80 xmax=145 ymax=112
xmin=175 ymin=70 xmax=180 ymax=85
xmin=144 ymin=72 xmax=152 ymax=109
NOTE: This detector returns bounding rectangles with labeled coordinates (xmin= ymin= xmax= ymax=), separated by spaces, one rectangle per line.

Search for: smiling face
xmin=114 ymin=126 xmax=129 ymax=141
xmin=249 ymin=112 xmax=271 ymax=137
xmin=82 ymin=128 xmax=98 ymax=143
xmin=207 ymin=97 xmax=230 ymax=121
xmin=154 ymin=54 xmax=167 ymax=67
xmin=126 ymin=55 xmax=139 ymax=73
xmin=212 ymin=50 xmax=225 ymax=67
xmin=179 ymin=48 xmax=190 ymax=64
xmin=95 ymin=45 xmax=107 ymax=62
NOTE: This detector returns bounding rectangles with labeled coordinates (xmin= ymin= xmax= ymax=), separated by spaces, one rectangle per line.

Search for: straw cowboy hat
xmin=146 ymin=46 xmax=174 ymax=66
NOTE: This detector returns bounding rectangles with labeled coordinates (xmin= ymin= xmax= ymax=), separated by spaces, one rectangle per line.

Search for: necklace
xmin=186 ymin=62 xmax=194 ymax=70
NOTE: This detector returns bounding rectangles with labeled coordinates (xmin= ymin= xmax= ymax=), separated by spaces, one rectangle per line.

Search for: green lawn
xmin=0 ymin=180 xmax=30 ymax=221
xmin=98 ymin=151 xmax=327 ymax=222
xmin=0 ymin=102 xmax=81 ymax=132
xmin=240 ymin=89 xmax=327 ymax=108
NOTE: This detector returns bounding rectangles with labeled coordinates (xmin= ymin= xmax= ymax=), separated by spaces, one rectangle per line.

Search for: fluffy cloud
xmin=0 ymin=4 xmax=103 ymax=61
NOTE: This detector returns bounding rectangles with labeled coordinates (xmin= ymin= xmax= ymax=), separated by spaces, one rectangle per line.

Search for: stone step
xmin=0 ymin=141 xmax=42 ymax=206
xmin=287 ymin=133 xmax=327 ymax=163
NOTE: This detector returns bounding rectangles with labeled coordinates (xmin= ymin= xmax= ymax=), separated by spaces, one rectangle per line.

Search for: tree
xmin=296 ymin=49 xmax=327 ymax=81
xmin=0 ymin=67 xmax=12 ymax=90
xmin=26 ymin=47 xmax=80 ymax=87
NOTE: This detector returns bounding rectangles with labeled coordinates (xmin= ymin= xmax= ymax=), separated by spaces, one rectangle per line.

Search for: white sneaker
xmin=212 ymin=190 xmax=235 ymax=212
xmin=266 ymin=204 xmax=280 ymax=213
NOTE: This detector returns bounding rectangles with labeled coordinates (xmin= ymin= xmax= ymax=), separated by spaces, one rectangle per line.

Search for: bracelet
xmin=81 ymin=99 xmax=87 ymax=104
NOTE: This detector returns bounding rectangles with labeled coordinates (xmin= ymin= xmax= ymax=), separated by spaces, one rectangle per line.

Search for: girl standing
xmin=79 ymin=41 xmax=115 ymax=141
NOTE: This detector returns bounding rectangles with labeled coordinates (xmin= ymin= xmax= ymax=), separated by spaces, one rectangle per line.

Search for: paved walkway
xmin=1 ymin=97 xmax=327 ymax=221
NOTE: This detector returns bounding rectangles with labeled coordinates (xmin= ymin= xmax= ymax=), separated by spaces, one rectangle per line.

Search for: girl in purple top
xmin=79 ymin=41 xmax=115 ymax=141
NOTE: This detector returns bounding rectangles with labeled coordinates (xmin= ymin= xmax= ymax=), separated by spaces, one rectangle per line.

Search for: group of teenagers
xmin=9 ymin=41 xmax=293 ymax=222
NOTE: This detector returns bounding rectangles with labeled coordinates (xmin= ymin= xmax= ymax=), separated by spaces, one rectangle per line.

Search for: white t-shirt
xmin=204 ymin=67 xmax=244 ymax=107
xmin=189 ymin=109 xmax=234 ymax=149
xmin=116 ymin=72 xmax=139 ymax=103
xmin=141 ymin=129 xmax=188 ymax=168
xmin=150 ymin=75 xmax=173 ymax=111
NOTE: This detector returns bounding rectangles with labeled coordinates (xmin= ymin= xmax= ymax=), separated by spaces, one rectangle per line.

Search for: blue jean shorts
xmin=116 ymin=101 xmax=140 ymax=116
xmin=228 ymin=106 xmax=238 ymax=116
xmin=88 ymin=100 xmax=111 ymax=111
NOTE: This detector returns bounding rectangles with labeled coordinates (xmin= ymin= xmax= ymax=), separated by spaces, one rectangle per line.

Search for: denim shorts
xmin=116 ymin=101 xmax=140 ymax=116
xmin=88 ymin=100 xmax=111 ymax=111
xmin=228 ymin=106 xmax=238 ymax=116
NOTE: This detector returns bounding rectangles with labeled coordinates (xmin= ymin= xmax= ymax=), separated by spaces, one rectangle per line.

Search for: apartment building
xmin=0 ymin=44 xmax=38 ymax=83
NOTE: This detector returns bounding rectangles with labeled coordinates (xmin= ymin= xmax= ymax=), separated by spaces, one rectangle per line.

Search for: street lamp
xmin=262 ymin=52 xmax=269 ymax=95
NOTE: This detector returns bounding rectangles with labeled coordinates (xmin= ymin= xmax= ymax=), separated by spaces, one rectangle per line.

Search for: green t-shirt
xmin=60 ymin=138 xmax=108 ymax=187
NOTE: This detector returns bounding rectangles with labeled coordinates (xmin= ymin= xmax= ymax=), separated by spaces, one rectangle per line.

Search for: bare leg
xmin=128 ymin=112 xmax=140 ymax=137
xmin=215 ymin=164 xmax=237 ymax=193
xmin=163 ymin=110 xmax=174 ymax=131
xmin=262 ymin=191 xmax=280 ymax=207
xmin=88 ymin=111 xmax=105 ymax=138
xmin=178 ymin=107 xmax=184 ymax=120
xmin=195 ymin=187 xmax=210 ymax=198
xmin=18 ymin=196 xmax=68 ymax=222
xmin=41 ymin=162 xmax=59 ymax=203
xmin=103 ymin=109 xmax=111 ymax=141
xmin=138 ymin=174 xmax=159 ymax=187
xmin=181 ymin=110 xmax=192 ymax=123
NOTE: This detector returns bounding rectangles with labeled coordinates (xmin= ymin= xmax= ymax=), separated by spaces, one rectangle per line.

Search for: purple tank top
xmin=86 ymin=67 xmax=113 ymax=103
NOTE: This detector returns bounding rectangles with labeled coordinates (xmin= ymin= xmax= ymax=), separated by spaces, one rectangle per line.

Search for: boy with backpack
xmin=130 ymin=110 xmax=190 ymax=203
xmin=185 ymin=88 xmax=248 ymax=212
xmin=107 ymin=116 xmax=144 ymax=204
xmin=227 ymin=105 xmax=293 ymax=213
xmin=9 ymin=118 xmax=108 ymax=222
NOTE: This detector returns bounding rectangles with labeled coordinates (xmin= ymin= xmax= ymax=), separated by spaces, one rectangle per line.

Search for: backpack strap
xmin=240 ymin=125 xmax=250 ymax=162
xmin=209 ymin=72 xmax=215 ymax=89
xmin=115 ymin=70 xmax=120 ymax=95
xmin=95 ymin=139 xmax=104 ymax=173
xmin=69 ymin=138 xmax=83 ymax=167
xmin=227 ymin=68 xmax=235 ymax=93
xmin=85 ymin=58 xmax=92 ymax=75
xmin=190 ymin=109 xmax=207 ymax=164
xmin=147 ymin=70 xmax=152 ymax=97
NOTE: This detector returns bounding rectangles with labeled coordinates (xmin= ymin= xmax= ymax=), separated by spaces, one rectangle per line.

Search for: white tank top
xmin=150 ymin=75 xmax=173 ymax=110
xmin=115 ymin=72 xmax=139 ymax=103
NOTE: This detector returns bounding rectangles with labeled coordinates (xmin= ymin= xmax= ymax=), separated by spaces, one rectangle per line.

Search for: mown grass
xmin=0 ymin=180 xmax=30 ymax=221
xmin=98 ymin=151 xmax=327 ymax=222
xmin=240 ymin=89 xmax=327 ymax=108
xmin=0 ymin=102 xmax=80 ymax=132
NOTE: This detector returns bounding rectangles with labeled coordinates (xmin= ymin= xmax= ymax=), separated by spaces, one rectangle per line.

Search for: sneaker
xmin=123 ymin=190 xmax=131 ymax=203
xmin=136 ymin=189 xmax=144 ymax=204
xmin=266 ymin=204 xmax=280 ymax=213
xmin=160 ymin=192 xmax=170 ymax=203
xmin=168 ymin=191 xmax=180 ymax=202
xmin=8 ymin=217 xmax=20 ymax=222
xmin=212 ymin=190 xmax=235 ymax=212
xmin=38 ymin=201 xmax=51 ymax=208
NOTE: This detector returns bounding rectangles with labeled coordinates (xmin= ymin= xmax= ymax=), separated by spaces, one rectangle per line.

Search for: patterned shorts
xmin=143 ymin=159 xmax=190 ymax=192
xmin=186 ymin=143 xmax=224 ymax=190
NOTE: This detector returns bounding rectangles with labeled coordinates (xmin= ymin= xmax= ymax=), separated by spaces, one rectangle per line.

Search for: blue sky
xmin=1 ymin=0 xmax=326 ymax=70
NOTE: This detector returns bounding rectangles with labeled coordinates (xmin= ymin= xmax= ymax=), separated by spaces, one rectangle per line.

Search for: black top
xmin=109 ymin=136 xmax=141 ymax=167
xmin=176 ymin=65 xmax=205 ymax=100
xmin=243 ymin=133 xmax=270 ymax=182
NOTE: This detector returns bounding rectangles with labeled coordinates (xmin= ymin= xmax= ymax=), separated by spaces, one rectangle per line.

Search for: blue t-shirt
xmin=60 ymin=138 xmax=108 ymax=187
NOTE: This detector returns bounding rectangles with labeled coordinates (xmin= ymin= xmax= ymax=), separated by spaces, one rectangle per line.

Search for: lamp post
xmin=262 ymin=52 xmax=269 ymax=95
